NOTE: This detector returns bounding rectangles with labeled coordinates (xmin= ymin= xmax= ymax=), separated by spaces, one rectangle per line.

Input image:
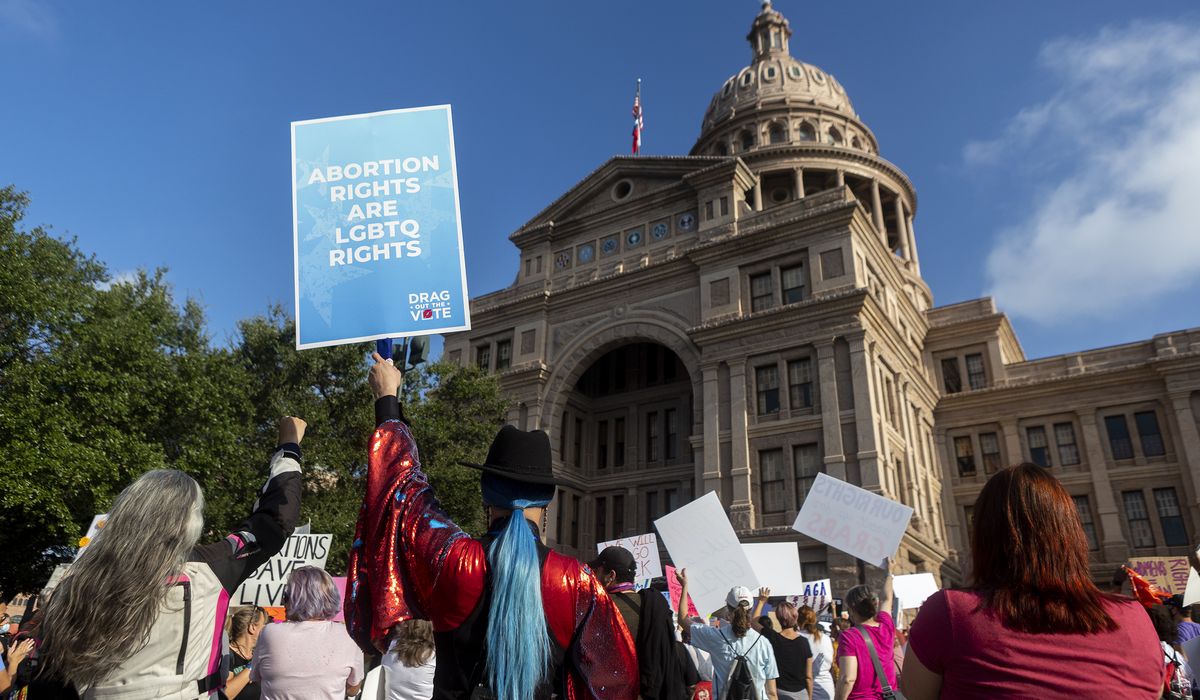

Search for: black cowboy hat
xmin=459 ymin=425 xmax=558 ymax=485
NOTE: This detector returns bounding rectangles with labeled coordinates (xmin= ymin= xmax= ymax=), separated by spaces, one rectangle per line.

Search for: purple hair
xmin=284 ymin=566 xmax=341 ymax=622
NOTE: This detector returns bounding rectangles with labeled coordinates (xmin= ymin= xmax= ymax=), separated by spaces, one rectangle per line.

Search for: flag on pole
xmin=631 ymin=79 xmax=643 ymax=155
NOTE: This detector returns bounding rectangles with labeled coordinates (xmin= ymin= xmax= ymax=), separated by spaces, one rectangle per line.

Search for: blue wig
xmin=483 ymin=474 xmax=555 ymax=700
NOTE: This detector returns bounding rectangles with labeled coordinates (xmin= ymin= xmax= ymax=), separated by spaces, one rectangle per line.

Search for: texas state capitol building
xmin=443 ymin=2 xmax=1200 ymax=593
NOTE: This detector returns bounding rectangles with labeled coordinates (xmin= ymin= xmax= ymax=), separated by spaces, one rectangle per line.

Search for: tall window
xmin=1054 ymin=423 xmax=1080 ymax=466
xmin=614 ymin=417 xmax=626 ymax=467
xmin=794 ymin=443 xmax=821 ymax=504
xmin=769 ymin=123 xmax=787 ymax=144
xmin=495 ymin=339 xmax=512 ymax=370
xmin=750 ymin=273 xmax=774 ymax=312
xmin=756 ymin=365 xmax=780 ymax=415
xmin=788 ymin=358 xmax=814 ymax=410
xmin=979 ymin=432 xmax=1001 ymax=474
xmin=781 ymin=265 xmax=805 ymax=304
xmin=1154 ymin=488 xmax=1188 ymax=546
xmin=965 ymin=353 xmax=987 ymax=390
xmin=574 ymin=418 xmax=583 ymax=466
xmin=597 ymin=420 xmax=608 ymax=469
xmin=646 ymin=412 xmax=660 ymax=462
xmin=801 ymin=561 xmax=828 ymax=582
xmin=645 ymin=491 xmax=659 ymax=531
xmin=1123 ymin=490 xmax=1155 ymax=548
xmin=665 ymin=409 xmax=678 ymax=460
xmin=941 ymin=358 xmax=962 ymax=394
xmin=759 ymin=449 xmax=787 ymax=513
xmin=1073 ymin=495 xmax=1099 ymax=551
xmin=595 ymin=496 xmax=607 ymax=543
xmin=1027 ymin=427 xmax=1049 ymax=468
xmin=954 ymin=436 xmax=975 ymax=476
xmin=571 ymin=494 xmax=581 ymax=548
xmin=476 ymin=345 xmax=491 ymax=370
xmin=1105 ymin=415 xmax=1134 ymax=460
xmin=1136 ymin=411 xmax=1166 ymax=457
xmin=664 ymin=488 xmax=679 ymax=513
xmin=613 ymin=494 xmax=625 ymax=537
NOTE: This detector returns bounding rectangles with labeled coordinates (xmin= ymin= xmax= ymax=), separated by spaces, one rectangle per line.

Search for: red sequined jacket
xmin=345 ymin=399 xmax=638 ymax=699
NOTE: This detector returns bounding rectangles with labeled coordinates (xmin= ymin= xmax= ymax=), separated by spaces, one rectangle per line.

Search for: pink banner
xmin=665 ymin=565 xmax=700 ymax=618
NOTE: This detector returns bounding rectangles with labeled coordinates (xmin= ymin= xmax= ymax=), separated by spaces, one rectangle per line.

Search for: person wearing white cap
xmin=675 ymin=570 xmax=779 ymax=700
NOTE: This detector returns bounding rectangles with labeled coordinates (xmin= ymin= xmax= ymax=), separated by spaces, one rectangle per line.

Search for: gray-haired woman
xmin=32 ymin=417 xmax=306 ymax=699
xmin=250 ymin=567 xmax=363 ymax=700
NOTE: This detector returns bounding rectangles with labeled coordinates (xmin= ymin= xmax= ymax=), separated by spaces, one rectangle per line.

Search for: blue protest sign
xmin=291 ymin=105 xmax=471 ymax=349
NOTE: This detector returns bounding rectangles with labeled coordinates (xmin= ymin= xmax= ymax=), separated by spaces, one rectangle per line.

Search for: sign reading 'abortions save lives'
xmin=793 ymin=473 xmax=913 ymax=568
xmin=234 ymin=534 xmax=332 ymax=607
xmin=291 ymin=105 xmax=471 ymax=349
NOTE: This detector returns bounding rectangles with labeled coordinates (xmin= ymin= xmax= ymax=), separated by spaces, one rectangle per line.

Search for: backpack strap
xmin=855 ymin=626 xmax=896 ymax=697
xmin=613 ymin=590 xmax=644 ymax=617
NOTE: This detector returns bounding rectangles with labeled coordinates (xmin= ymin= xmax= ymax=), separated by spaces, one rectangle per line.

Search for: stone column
xmin=894 ymin=198 xmax=910 ymax=263
xmin=835 ymin=169 xmax=845 ymax=188
xmin=793 ymin=167 xmax=805 ymax=199
xmin=728 ymin=361 xmax=755 ymax=530
xmin=626 ymin=485 xmax=639 ymax=536
xmin=870 ymin=179 xmax=886 ymax=240
xmin=1169 ymin=392 xmax=1200 ymax=526
xmin=816 ymin=340 xmax=846 ymax=480
xmin=848 ymin=334 xmax=881 ymax=491
xmin=1078 ymin=411 xmax=1129 ymax=562
xmin=702 ymin=364 xmax=723 ymax=494
xmin=1000 ymin=418 xmax=1022 ymax=468
xmin=906 ymin=214 xmax=921 ymax=275
xmin=753 ymin=180 xmax=764 ymax=211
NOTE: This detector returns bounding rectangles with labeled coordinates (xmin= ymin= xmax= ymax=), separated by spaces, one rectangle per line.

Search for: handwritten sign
xmin=893 ymin=573 xmax=939 ymax=610
xmin=792 ymin=473 xmax=913 ymax=567
xmin=655 ymin=492 xmax=758 ymax=617
xmin=743 ymin=543 xmax=804 ymax=596
xmin=292 ymin=105 xmax=470 ymax=349
xmin=1127 ymin=556 xmax=1192 ymax=595
xmin=597 ymin=533 xmax=663 ymax=580
xmin=666 ymin=564 xmax=700 ymax=618
xmin=786 ymin=578 xmax=832 ymax=611
xmin=234 ymin=534 xmax=333 ymax=607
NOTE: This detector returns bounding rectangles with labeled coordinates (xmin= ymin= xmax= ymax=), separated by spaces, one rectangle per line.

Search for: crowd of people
xmin=0 ymin=351 xmax=1196 ymax=699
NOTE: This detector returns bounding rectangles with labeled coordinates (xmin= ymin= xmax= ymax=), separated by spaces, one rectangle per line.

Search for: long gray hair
xmin=38 ymin=469 xmax=205 ymax=689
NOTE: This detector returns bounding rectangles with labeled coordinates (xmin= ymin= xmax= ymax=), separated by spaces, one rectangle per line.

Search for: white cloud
xmin=0 ymin=0 xmax=58 ymax=40
xmin=970 ymin=22 xmax=1200 ymax=324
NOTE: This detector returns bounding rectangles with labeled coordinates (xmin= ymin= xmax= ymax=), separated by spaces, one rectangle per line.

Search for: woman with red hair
xmin=901 ymin=463 xmax=1161 ymax=699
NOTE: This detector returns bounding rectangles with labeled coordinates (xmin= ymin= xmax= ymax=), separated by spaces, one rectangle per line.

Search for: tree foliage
xmin=0 ymin=187 xmax=506 ymax=595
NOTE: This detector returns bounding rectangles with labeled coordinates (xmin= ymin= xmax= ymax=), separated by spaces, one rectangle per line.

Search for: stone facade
xmin=443 ymin=2 xmax=1200 ymax=594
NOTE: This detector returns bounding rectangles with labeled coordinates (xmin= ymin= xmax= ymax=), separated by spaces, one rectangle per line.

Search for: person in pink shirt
xmin=901 ymin=463 xmax=1162 ymax=699
xmin=834 ymin=563 xmax=896 ymax=700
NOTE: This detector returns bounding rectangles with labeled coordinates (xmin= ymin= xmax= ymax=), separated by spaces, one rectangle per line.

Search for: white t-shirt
xmin=382 ymin=647 xmax=436 ymax=700
xmin=800 ymin=630 xmax=835 ymax=700
xmin=251 ymin=620 xmax=364 ymax=700
xmin=688 ymin=623 xmax=779 ymax=700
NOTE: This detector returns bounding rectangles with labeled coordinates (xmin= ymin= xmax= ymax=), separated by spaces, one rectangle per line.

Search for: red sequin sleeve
xmin=344 ymin=418 xmax=478 ymax=653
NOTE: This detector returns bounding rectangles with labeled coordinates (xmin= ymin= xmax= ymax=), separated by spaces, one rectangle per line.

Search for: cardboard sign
xmin=654 ymin=492 xmax=758 ymax=617
xmin=742 ymin=543 xmax=804 ymax=596
xmin=792 ymin=473 xmax=913 ymax=567
xmin=234 ymin=534 xmax=333 ymax=607
xmin=597 ymin=533 xmax=663 ymax=580
xmin=786 ymin=578 xmax=833 ymax=611
xmin=292 ymin=105 xmax=470 ymax=349
xmin=893 ymin=573 xmax=939 ymax=610
xmin=1127 ymin=556 xmax=1192 ymax=595
xmin=666 ymin=564 xmax=700 ymax=618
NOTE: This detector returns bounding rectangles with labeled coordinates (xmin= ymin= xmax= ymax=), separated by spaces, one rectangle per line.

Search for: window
xmin=741 ymin=130 xmax=755 ymax=151
xmin=954 ymin=436 xmax=976 ymax=476
xmin=1154 ymin=488 xmax=1188 ymax=546
xmin=781 ymin=265 xmax=805 ymax=304
xmin=597 ymin=420 xmax=608 ymax=469
xmin=941 ymin=358 xmax=962 ymax=394
xmin=665 ymin=409 xmax=678 ymax=460
xmin=801 ymin=561 xmax=828 ymax=582
xmin=614 ymin=417 xmax=626 ymax=467
xmin=1054 ymin=423 xmax=1080 ymax=466
xmin=595 ymin=496 xmax=607 ymax=543
xmin=1105 ymin=415 xmax=1134 ymax=460
xmin=788 ymin=358 xmax=814 ymax=410
xmin=476 ymin=345 xmax=491 ymax=370
xmin=828 ymin=127 xmax=843 ymax=145
xmin=1136 ymin=411 xmax=1166 ymax=457
xmin=574 ymin=418 xmax=583 ymax=466
xmin=798 ymin=122 xmax=816 ymax=142
xmin=756 ymin=365 xmax=780 ymax=415
xmin=646 ymin=411 xmax=660 ymax=462
xmin=769 ymin=123 xmax=787 ymax=144
xmin=750 ymin=273 xmax=774 ymax=312
xmin=1027 ymin=426 xmax=1049 ymax=468
xmin=979 ymin=432 xmax=1001 ymax=474
xmin=664 ymin=488 xmax=679 ymax=513
xmin=536 ymin=256 xmax=543 ymax=273
xmin=705 ymin=201 xmax=714 ymax=220
xmin=645 ymin=491 xmax=659 ymax=531
xmin=794 ymin=443 xmax=821 ymax=503
xmin=1073 ymin=495 xmax=1099 ymax=551
xmin=759 ymin=449 xmax=787 ymax=513
xmin=571 ymin=494 xmax=581 ymax=548
xmin=495 ymin=339 xmax=512 ymax=370
xmin=525 ymin=259 xmax=532 ymax=277
xmin=720 ymin=196 xmax=729 ymax=216
xmin=559 ymin=411 xmax=568 ymax=459
xmin=1123 ymin=491 xmax=1155 ymax=548
xmin=613 ymin=495 xmax=625 ymax=537
xmin=965 ymin=353 xmax=987 ymax=390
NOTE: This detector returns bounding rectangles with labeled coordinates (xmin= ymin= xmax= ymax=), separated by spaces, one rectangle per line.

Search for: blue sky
xmin=3 ymin=1 xmax=1198 ymax=360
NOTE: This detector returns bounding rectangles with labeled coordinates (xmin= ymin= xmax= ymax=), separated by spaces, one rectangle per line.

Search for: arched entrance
xmin=549 ymin=342 xmax=696 ymax=558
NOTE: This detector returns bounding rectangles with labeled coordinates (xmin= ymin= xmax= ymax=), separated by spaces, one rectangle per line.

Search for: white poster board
xmin=792 ymin=473 xmax=913 ymax=567
xmin=893 ymin=573 xmax=939 ymax=610
xmin=786 ymin=578 xmax=833 ymax=611
xmin=1184 ymin=547 xmax=1200 ymax=607
xmin=233 ymin=534 xmax=333 ymax=607
xmin=654 ymin=492 xmax=758 ymax=617
xmin=597 ymin=533 xmax=663 ymax=580
xmin=742 ymin=543 xmax=804 ymax=596
xmin=75 ymin=513 xmax=108 ymax=560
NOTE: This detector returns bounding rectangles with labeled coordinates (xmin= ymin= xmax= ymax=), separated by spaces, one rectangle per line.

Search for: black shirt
xmin=221 ymin=650 xmax=261 ymax=700
xmin=761 ymin=627 xmax=813 ymax=693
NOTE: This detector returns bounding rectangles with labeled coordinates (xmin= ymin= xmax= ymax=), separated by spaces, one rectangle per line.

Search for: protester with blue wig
xmin=345 ymin=352 xmax=638 ymax=700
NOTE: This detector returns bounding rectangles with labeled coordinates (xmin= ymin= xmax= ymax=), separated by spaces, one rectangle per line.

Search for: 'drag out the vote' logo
xmin=409 ymin=290 xmax=453 ymax=321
